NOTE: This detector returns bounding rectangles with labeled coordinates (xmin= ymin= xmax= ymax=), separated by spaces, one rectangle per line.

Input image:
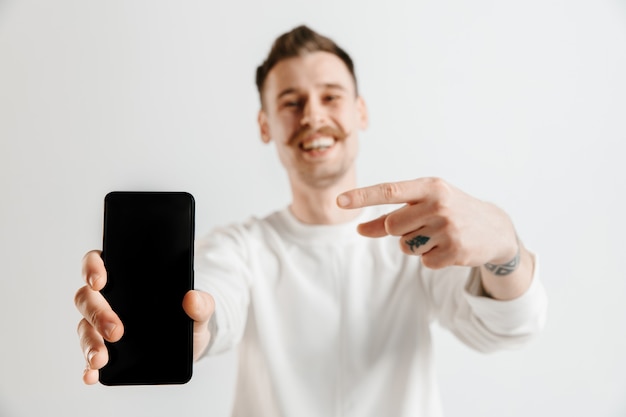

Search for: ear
xmin=356 ymin=96 xmax=369 ymax=130
xmin=258 ymin=109 xmax=271 ymax=144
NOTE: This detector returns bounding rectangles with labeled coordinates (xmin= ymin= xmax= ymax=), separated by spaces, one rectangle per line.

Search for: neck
xmin=289 ymin=172 xmax=360 ymax=225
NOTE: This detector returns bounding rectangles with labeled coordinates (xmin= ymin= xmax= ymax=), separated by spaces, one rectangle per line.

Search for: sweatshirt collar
xmin=272 ymin=206 xmax=383 ymax=245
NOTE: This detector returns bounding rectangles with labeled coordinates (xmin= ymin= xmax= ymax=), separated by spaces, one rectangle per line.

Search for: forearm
xmin=480 ymin=242 xmax=535 ymax=301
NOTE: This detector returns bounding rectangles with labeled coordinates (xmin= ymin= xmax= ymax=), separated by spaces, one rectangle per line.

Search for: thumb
xmin=356 ymin=214 xmax=390 ymax=238
xmin=182 ymin=290 xmax=215 ymax=361
xmin=182 ymin=290 xmax=214 ymax=325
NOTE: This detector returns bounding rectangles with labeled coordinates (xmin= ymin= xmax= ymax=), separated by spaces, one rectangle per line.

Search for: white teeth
xmin=302 ymin=137 xmax=335 ymax=151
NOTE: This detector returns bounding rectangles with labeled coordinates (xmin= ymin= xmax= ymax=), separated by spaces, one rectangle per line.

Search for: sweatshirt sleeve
xmin=194 ymin=225 xmax=253 ymax=356
xmin=424 ymin=253 xmax=548 ymax=353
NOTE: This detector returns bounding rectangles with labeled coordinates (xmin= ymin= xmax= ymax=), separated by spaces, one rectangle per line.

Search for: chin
xmin=298 ymin=167 xmax=351 ymax=190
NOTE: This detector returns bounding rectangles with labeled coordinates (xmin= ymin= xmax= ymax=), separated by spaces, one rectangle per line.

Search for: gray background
xmin=1 ymin=0 xmax=625 ymax=416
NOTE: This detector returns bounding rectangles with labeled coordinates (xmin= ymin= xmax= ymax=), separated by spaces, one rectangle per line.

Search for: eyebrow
xmin=276 ymin=83 xmax=348 ymax=100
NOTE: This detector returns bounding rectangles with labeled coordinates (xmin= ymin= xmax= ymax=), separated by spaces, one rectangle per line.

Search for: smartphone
xmin=100 ymin=191 xmax=195 ymax=385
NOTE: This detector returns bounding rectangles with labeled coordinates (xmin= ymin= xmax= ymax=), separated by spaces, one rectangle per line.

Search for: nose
xmin=300 ymin=99 xmax=326 ymax=128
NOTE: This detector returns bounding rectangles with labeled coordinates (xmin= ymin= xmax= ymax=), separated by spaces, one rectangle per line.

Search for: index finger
xmin=81 ymin=250 xmax=107 ymax=291
xmin=337 ymin=179 xmax=430 ymax=209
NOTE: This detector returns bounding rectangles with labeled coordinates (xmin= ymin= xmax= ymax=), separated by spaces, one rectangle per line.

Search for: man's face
xmin=258 ymin=51 xmax=368 ymax=189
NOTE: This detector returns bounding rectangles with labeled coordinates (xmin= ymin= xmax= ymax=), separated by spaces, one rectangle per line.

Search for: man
xmin=75 ymin=25 xmax=547 ymax=416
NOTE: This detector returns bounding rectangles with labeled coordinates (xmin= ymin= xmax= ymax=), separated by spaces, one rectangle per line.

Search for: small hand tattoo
xmin=484 ymin=248 xmax=521 ymax=276
xmin=405 ymin=235 xmax=430 ymax=252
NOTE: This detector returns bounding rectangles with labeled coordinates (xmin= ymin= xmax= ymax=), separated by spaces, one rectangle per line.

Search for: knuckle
xmin=74 ymin=286 xmax=89 ymax=309
xmin=427 ymin=176 xmax=445 ymax=188
xmin=88 ymin=308 xmax=102 ymax=330
xmin=77 ymin=318 xmax=89 ymax=336
xmin=402 ymin=244 xmax=415 ymax=256
xmin=380 ymin=182 xmax=401 ymax=201
xmin=350 ymin=189 xmax=366 ymax=207
xmin=383 ymin=214 xmax=400 ymax=236
xmin=428 ymin=177 xmax=451 ymax=200
xmin=398 ymin=238 xmax=411 ymax=254
xmin=77 ymin=321 xmax=98 ymax=358
xmin=83 ymin=304 xmax=107 ymax=333
xmin=357 ymin=188 xmax=371 ymax=206
xmin=431 ymin=196 xmax=450 ymax=213
xmin=440 ymin=216 xmax=458 ymax=236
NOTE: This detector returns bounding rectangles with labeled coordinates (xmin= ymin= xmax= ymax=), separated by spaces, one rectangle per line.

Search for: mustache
xmin=288 ymin=125 xmax=348 ymax=146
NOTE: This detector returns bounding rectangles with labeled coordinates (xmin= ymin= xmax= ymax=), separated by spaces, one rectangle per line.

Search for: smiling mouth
xmin=300 ymin=136 xmax=336 ymax=152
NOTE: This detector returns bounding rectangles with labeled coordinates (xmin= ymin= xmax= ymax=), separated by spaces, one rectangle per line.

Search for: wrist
xmin=484 ymin=240 xmax=521 ymax=276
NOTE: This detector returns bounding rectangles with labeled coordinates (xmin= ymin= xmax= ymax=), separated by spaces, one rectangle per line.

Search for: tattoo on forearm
xmin=405 ymin=235 xmax=430 ymax=252
xmin=484 ymin=247 xmax=521 ymax=276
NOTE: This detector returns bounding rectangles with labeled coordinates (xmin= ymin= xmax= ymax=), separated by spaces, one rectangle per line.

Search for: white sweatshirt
xmin=195 ymin=207 xmax=547 ymax=417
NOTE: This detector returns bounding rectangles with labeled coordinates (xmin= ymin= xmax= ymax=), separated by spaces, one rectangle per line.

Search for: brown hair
xmin=255 ymin=25 xmax=357 ymax=101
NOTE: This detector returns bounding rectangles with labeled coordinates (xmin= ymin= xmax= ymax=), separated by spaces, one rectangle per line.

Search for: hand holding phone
xmin=76 ymin=254 xmax=215 ymax=386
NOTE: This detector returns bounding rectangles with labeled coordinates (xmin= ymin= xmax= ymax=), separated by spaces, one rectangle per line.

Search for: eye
xmin=281 ymin=99 xmax=302 ymax=110
xmin=323 ymin=94 xmax=342 ymax=104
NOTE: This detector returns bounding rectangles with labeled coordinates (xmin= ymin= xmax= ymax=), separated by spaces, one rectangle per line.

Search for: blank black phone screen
xmin=100 ymin=191 xmax=194 ymax=385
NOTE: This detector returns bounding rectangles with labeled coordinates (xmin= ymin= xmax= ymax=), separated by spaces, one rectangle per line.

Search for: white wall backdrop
xmin=1 ymin=0 xmax=625 ymax=416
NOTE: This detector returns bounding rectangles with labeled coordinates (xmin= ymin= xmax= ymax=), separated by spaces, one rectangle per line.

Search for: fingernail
xmin=103 ymin=322 xmax=117 ymax=339
xmin=88 ymin=274 xmax=99 ymax=288
xmin=87 ymin=349 xmax=97 ymax=366
xmin=337 ymin=194 xmax=351 ymax=207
